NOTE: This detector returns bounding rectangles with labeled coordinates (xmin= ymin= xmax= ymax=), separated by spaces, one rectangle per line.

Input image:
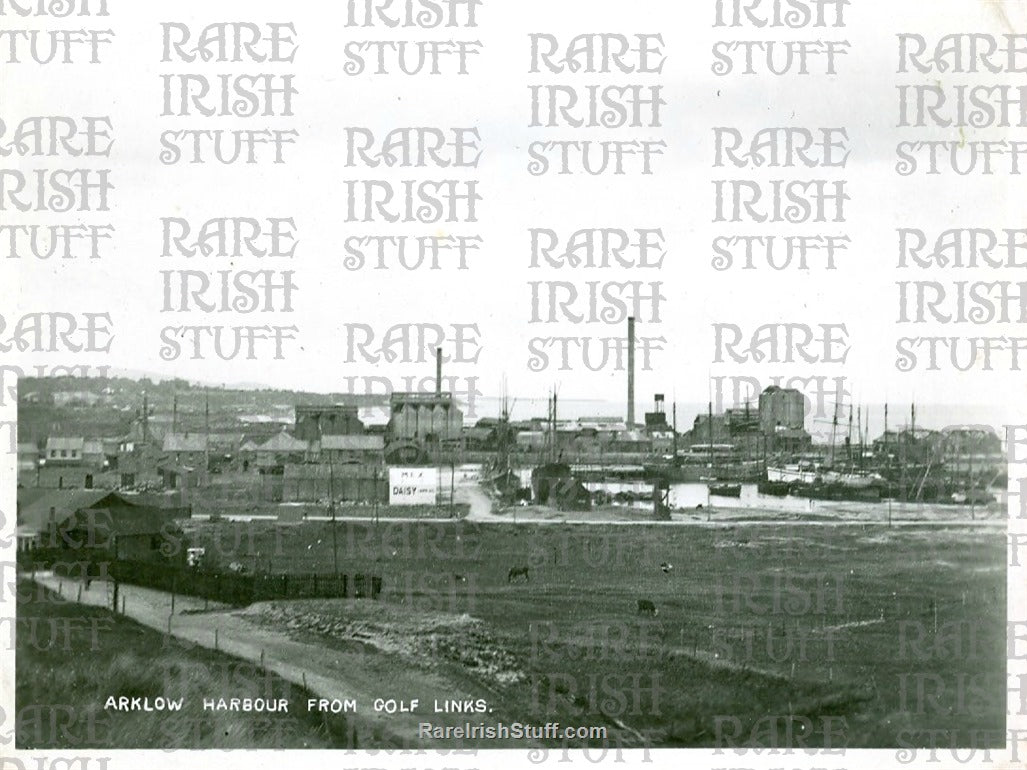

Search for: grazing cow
xmin=637 ymin=598 xmax=658 ymax=616
xmin=453 ymin=573 xmax=468 ymax=583
xmin=660 ymin=562 xmax=673 ymax=574
xmin=508 ymin=566 xmax=529 ymax=583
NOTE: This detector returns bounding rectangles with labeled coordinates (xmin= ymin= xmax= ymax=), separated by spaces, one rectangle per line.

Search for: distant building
xmin=530 ymin=463 xmax=591 ymax=510
xmin=162 ymin=433 xmax=209 ymax=469
xmin=16 ymin=489 xmax=187 ymax=557
xmin=294 ymin=405 xmax=364 ymax=442
xmin=388 ymin=392 xmax=463 ymax=443
xmin=282 ymin=463 xmax=386 ymax=503
xmin=44 ymin=437 xmax=85 ymax=464
xmin=116 ymin=440 xmax=163 ymax=489
xmin=644 ymin=394 xmax=669 ymax=430
xmin=254 ymin=431 xmax=309 ymax=469
xmin=36 ymin=437 xmax=117 ymax=489
xmin=462 ymin=425 xmax=497 ymax=451
xmin=16 ymin=489 xmax=114 ymax=550
xmin=759 ymin=387 xmax=807 ymax=434
xmin=315 ymin=434 xmax=385 ymax=465
xmin=62 ymin=495 xmax=188 ymax=565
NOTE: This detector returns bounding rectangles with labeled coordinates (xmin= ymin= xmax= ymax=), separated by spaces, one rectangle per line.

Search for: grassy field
xmin=183 ymin=518 xmax=1008 ymax=749
xmin=15 ymin=579 xmax=354 ymax=749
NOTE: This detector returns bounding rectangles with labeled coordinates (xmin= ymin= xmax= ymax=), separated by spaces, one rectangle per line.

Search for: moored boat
xmin=709 ymin=483 xmax=742 ymax=498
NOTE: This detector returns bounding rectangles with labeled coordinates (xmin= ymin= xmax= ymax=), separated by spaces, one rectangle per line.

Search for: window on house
xmin=61 ymin=450 xmax=68 ymax=458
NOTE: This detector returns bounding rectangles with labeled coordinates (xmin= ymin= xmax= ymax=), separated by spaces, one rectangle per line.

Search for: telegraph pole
xmin=329 ymin=459 xmax=338 ymax=576
xmin=450 ymin=451 xmax=456 ymax=519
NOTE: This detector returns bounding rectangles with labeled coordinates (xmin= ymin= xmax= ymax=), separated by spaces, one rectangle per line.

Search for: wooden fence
xmin=108 ymin=560 xmax=382 ymax=606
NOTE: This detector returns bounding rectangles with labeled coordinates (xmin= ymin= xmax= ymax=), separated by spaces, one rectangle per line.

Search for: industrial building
xmin=388 ymin=391 xmax=463 ymax=444
xmin=294 ymin=404 xmax=364 ymax=441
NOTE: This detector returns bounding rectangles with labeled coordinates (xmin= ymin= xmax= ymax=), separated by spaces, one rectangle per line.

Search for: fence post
xmin=215 ymin=627 xmax=219 ymax=650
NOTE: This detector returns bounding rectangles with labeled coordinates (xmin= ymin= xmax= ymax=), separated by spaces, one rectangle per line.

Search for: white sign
xmin=388 ymin=467 xmax=439 ymax=506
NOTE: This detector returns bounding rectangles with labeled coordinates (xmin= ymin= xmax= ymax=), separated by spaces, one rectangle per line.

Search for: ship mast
xmin=828 ymin=401 xmax=838 ymax=467
xmin=707 ymin=399 xmax=714 ymax=477
xmin=847 ymin=404 xmax=854 ymax=465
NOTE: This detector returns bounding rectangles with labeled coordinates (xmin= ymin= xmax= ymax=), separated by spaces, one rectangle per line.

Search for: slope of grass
xmin=15 ymin=579 xmax=354 ymax=749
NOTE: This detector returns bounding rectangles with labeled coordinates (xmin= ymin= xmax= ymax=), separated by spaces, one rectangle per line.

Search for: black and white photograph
xmin=2 ymin=0 xmax=1025 ymax=768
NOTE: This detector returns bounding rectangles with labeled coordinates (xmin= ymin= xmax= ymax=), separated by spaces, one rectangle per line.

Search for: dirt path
xmin=456 ymin=480 xmax=503 ymax=522
xmin=28 ymin=573 xmax=518 ymax=747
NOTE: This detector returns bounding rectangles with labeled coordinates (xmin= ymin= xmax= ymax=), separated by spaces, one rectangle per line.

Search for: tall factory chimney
xmin=627 ymin=316 xmax=636 ymax=428
xmin=436 ymin=347 xmax=443 ymax=396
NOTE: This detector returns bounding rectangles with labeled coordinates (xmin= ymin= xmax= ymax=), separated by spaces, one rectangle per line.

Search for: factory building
xmin=294 ymin=404 xmax=364 ymax=442
xmin=388 ymin=392 xmax=463 ymax=443
xmin=758 ymin=386 xmax=807 ymax=434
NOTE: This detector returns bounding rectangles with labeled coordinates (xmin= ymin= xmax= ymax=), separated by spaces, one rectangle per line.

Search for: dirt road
xmin=28 ymin=573 xmax=523 ymax=747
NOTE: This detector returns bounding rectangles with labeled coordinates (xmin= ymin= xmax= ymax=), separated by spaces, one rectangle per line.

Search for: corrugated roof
xmin=320 ymin=435 xmax=383 ymax=451
xmin=17 ymin=489 xmax=117 ymax=535
xmin=67 ymin=503 xmax=182 ymax=536
xmin=163 ymin=433 xmax=209 ymax=453
xmin=46 ymin=437 xmax=84 ymax=451
xmin=259 ymin=432 xmax=308 ymax=452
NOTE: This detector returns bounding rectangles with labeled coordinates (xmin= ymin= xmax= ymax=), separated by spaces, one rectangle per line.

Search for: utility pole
xmin=204 ymin=392 xmax=211 ymax=476
xmin=373 ymin=466 xmax=380 ymax=530
xmin=969 ymin=432 xmax=976 ymax=521
xmin=707 ymin=399 xmax=713 ymax=521
xmin=329 ymin=459 xmax=338 ymax=576
xmin=884 ymin=402 xmax=890 ymax=493
xmin=552 ymin=389 xmax=558 ymax=463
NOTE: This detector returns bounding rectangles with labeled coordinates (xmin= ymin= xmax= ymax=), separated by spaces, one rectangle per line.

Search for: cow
xmin=453 ymin=573 xmax=468 ymax=583
xmin=508 ymin=565 xmax=529 ymax=583
xmin=637 ymin=598 xmax=658 ymax=616
xmin=660 ymin=562 xmax=673 ymax=574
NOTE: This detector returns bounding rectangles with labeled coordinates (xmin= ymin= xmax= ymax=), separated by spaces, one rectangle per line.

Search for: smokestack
xmin=627 ymin=316 xmax=636 ymax=428
xmin=436 ymin=347 xmax=443 ymax=396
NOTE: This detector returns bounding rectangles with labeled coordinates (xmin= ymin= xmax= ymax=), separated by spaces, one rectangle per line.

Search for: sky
xmin=8 ymin=0 xmax=1027 ymax=429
